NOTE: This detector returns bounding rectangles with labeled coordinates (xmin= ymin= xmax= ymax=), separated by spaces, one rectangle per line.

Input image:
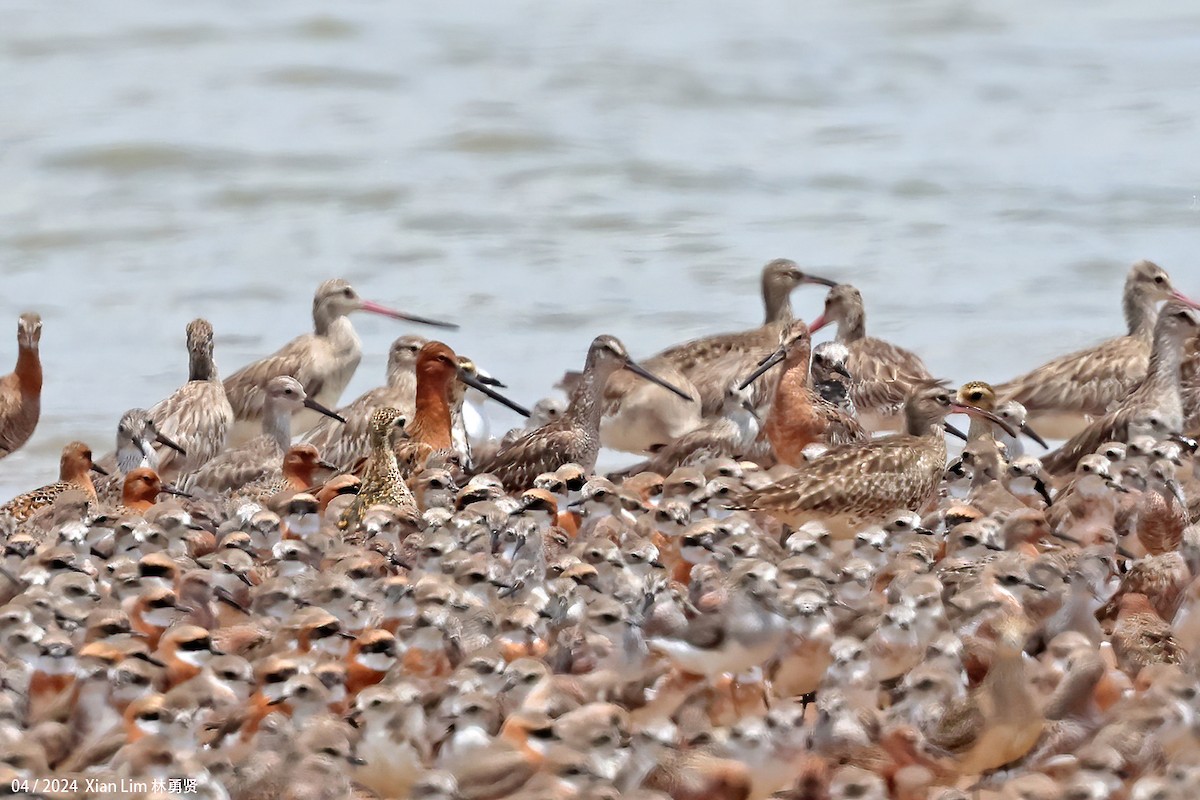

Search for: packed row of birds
xmin=0 ymin=259 xmax=1198 ymax=800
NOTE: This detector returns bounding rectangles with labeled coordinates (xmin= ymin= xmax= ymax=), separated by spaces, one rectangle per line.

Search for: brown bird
xmin=237 ymin=444 xmax=336 ymax=504
xmin=1042 ymin=300 xmax=1200 ymax=475
xmin=223 ymin=278 xmax=455 ymax=446
xmin=398 ymin=341 xmax=528 ymax=473
xmin=301 ymin=334 xmax=427 ymax=470
xmin=735 ymin=382 xmax=1011 ymax=537
xmin=927 ymin=620 xmax=1043 ymax=777
xmin=479 ymin=336 xmax=692 ymax=492
xmin=595 ymin=258 xmax=836 ymax=453
xmin=809 ymin=283 xmax=935 ymax=432
xmin=148 ymin=318 xmax=234 ymax=481
xmin=1110 ymin=593 xmax=1187 ymax=677
xmin=113 ymin=468 xmax=188 ymax=516
xmin=0 ymin=312 xmax=42 ymax=460
xmin=339 ymin=407 xmax=417 ymax=532
xmin=0 ymin=441 xmax=105 ymax=522
xmin=997 ymin=260 xmax=1198 ymax=439
xmin=739 ymin=320 xmax=866 ymax=465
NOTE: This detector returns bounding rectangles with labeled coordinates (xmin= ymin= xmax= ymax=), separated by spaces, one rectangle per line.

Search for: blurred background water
xmin=2 ymin=0 xmax=1199 ymax=492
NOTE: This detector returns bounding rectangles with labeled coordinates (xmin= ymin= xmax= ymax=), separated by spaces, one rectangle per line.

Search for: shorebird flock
xmin=1 ymin=261 xmax=1200 ymax=800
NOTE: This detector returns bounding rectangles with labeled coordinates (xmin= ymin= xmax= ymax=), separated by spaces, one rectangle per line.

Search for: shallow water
xmin=2 ymin=0 xmax=1199 ymax=493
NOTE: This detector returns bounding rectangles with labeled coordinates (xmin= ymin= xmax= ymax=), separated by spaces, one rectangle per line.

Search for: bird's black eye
xmin=343 ymin=288 xmax=354 ymax=297
xmin=140 ymin=711 xmax=161 ymax=721
xmin=1154 ymin=275 xmax=1165 ymax=284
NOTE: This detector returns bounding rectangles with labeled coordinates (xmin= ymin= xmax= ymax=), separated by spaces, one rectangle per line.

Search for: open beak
xmin=1019 ymin=420 xmax=1048 ymax=450
xmin=739 ymin=348 xmax=787 ymax=390
xmin=358 ymin=299 xmax=458 ymax=330
xmin=458 ymin=370 xmax=531 ymax=417
xmin=90 ymin=463 xmax=109 ymax=476
xmin=950 ymin=403 xmax=1018 ymax=439
xmin=155 ymin=431 xmax=187 ymax=456
xmin=303 ymin=396 xmax=347 ymax=424
xmin=158 ymin=484 xmax=192 ymax=498
xmin=623 ymin=359 xmax=694 ymax=402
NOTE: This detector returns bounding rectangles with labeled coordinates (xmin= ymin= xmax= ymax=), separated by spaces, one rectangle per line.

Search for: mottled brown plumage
xmin=809 ymin=284 xmax=934 ymax=432
xmin=302 ymin=335 xmax=426 ymax=470
xmin=1111 ymin=593 xmax=1187 ymax=677
xmin=180 ymin=376 xmax=343 ymax=495
xmin=339 ymin=407 xmax=417 ymax=532
xmin=148 ymin=318 xmax=234 ymax=481
xmin=998 ymin=260 xmax=1195 ymax=439
xmin=1043 ymin=301 xmax=1200 ymax=475
xmin=480 ymin=336 xmax=692 ymax=492
xmin=735 ymin=382 xmax=988 ymax=536
xmin=0 ymin=441 xmax=101 ymax=522
xmin=596 ymin=258 xmax=835 ymax=453
xmin=0 ymin=313 xmax=42 ymax=460
xmin=223 ymin=279 xmax=453 ymax=446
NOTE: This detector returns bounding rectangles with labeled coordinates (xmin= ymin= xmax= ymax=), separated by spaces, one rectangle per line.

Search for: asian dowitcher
xmin=0 ymin=312 xmax=42 ymax=460
xmin=997 ymin=260 xmax=1199 ymax=439
xmin=610 ymin=382 xmax=761 ymax=479
xmin=479 ymin=335 xmax=692 ymax=491
xmin=595 ymin=258 xmax=835 ymax=453
xmin=223 ymin=279 xmax=455 ymax=445
xmin=809 ymin=283 xmax=935 ymax=432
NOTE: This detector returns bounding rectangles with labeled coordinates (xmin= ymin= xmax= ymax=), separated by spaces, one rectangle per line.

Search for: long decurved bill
xmin=155 ymin=431 xmax=187 ymax=456
xmin=624 ymin=360 xmax=694 ymax=402
xmin=739 ymin=348 xmax=787 ymax=390
xmin=458 ymin=371 xmax=532 ymax=418
xmin=303 ymin=396 xmax=347 ymax=424
xmin=949 ymin=402 xmax=1018 ymax=439
xmin=359 ymin=299 xmax=459 ymax=330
